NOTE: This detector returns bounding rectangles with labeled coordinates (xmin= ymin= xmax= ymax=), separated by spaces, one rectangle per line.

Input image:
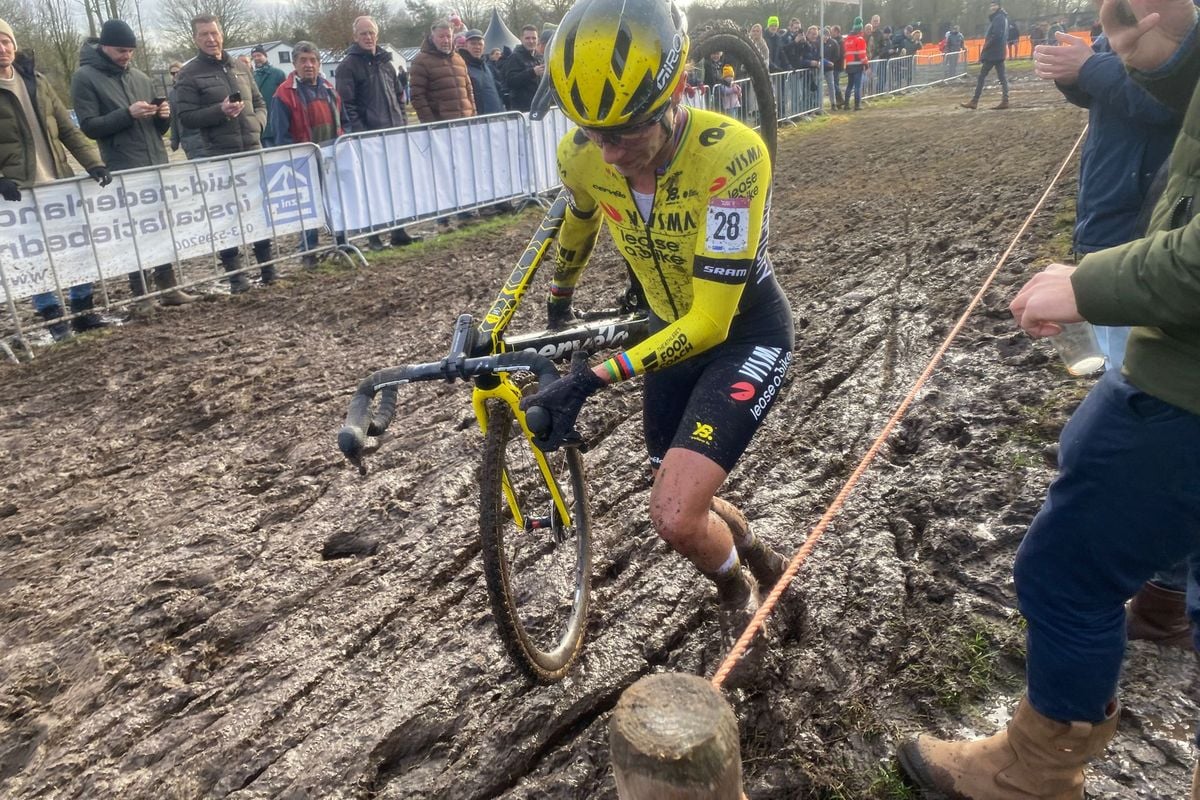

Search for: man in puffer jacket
xmin=410 ymin=19 xmax=476 ymax=122
xmin=175 ymin=13 xmax=275 ymax=293
xmin=72 ymin=19 xmax=197 ymax=310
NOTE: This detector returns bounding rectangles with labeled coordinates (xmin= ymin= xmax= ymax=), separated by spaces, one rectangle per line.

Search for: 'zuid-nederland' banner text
xmin=0 ymin=145 xmax=323 ymax=301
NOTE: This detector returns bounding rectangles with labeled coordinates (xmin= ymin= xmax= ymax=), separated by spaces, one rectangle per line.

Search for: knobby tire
xmin=691 ymin=27 xmax=778 ymax=166
xmin=479 ymin=399 xmax=592 ymax=684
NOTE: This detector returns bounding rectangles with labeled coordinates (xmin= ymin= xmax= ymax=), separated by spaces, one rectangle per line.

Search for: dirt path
xmin=2 ymin=77 xmax=1196 ymax=799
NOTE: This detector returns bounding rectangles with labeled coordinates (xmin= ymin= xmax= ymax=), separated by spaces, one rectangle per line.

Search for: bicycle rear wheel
xmin=479 ymin=399 xmax=591 ymax=683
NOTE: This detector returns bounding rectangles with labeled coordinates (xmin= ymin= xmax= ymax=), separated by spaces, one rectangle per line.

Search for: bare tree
xmin=157 ymin=0 xmax=258 ymax=52
xmin=292 ymin=0 xmax=389 ymax=50
xmin=80 ymin=0 xmax=129 ymax=38
xmin=36 ymin=0 xmax=81 ymax=85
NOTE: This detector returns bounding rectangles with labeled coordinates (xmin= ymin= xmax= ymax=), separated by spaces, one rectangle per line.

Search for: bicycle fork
xmin=471 ymin=381 xmax=575 ymax=542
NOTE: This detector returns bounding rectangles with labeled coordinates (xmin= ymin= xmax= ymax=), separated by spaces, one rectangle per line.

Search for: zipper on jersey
xmin=631 ymin=177 xmax=680 ymax=320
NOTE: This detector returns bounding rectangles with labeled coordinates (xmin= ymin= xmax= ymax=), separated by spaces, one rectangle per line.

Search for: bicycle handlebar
xmin=338 ymin=350 xmax=560 ymax=474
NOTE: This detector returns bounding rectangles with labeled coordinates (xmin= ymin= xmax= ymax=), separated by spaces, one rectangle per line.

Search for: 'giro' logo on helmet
xmin=654 ymin=32 xmax=684 ymax=91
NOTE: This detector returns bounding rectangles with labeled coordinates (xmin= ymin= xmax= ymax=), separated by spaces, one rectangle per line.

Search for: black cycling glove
xmin=0 ymin=178 xmax=21 ymax=201
xmin=520 ymin=351 xmax=606 ymax=452
xmin=87 ymin=166 xmax=112 ymax=187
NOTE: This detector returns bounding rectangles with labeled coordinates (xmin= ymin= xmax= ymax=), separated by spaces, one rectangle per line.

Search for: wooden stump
xmin=610 ymin=673 xmax=742 ymax=799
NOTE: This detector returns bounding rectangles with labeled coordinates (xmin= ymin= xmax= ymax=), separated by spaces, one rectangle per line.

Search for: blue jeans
xmin=1014 ymin=370 xmax=1200 ymax=723
xmin=33 ymin=284 xmax=92 ymax=312
xmin=845 ymin=67 xmax=864 ymax=108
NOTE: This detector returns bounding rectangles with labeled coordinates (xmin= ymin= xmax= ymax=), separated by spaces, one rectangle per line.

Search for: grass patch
xmin=370 ymin=208 xmax=539 ymax=261
xmin=1003 ymin=382 xmax=1090 ymax=450
xmin=867 ymin=763 xmax=920 ymax=799
xmin=901 ymin=615 xmax=1025 ymax=714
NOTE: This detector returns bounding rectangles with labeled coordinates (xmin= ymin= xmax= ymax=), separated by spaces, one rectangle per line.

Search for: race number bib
xmin=705 ymin=197 xmax=750 ymax=254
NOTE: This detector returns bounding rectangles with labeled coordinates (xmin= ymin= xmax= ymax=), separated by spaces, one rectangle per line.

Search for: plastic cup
xmin=1050 ymin=322 xmax=1105 ymax=376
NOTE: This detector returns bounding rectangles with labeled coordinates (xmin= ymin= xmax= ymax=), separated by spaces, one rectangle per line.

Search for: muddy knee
xmin=649 ymin=497 xmax=706 ymax=554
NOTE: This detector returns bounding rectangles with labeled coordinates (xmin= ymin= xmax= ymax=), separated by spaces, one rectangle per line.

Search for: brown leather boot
xmin=153 ymin=266 xmax=197 ymax=306
xmin=898 ymin=696 xmax=1118 ymax=799
xmin=994 ymin=98 xmax=1010 ymax=109
xmin=1192 ymin=760 xmax=1199 ymax=799
xmin=960 ymin=99 xmax=978 ymax=109
xmin=1127 ymin=581 xmax=1192 ymax=649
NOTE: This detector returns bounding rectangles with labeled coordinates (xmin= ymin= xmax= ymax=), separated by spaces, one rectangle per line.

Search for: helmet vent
xmin=597 ymin=79 xmax=616 ymax=119
xmin=611 ymin=24 xmax=632 ymax=76
xmin=570 ymin=81 xmax=588 ymax=118
xmin=623 ymin=72 xmax=655 ymax=119
xmin=562 ymin=31 xmax=575 ymax=73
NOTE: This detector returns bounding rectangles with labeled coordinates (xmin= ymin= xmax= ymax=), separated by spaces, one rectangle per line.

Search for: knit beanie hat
xmin=767 ymin=15 xmax=780 ymax=26
xmin=851 ymin=16 xmax=863 ymax=32
xmin=722 ymin=64 xmax=735 ymax=79
xmin=100 ymin=19 xmax=137 ymax=48
xmin=0 ymin=18 xmax=14 ymax=49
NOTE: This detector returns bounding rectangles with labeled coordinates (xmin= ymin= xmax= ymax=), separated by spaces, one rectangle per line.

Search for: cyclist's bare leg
xmin=649 ymin=447 xmax=735 ymax=574
xmin=650 ymin=447 xmax=767 ymax=660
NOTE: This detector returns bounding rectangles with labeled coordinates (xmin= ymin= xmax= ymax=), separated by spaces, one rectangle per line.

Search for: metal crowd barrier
xmin=684 ymin=51 xmax=969 ymax=127
xmin=0 ymin=143 xmax=329 ymax=351
xmin=324 ymin=112 xmax=531 ymax=256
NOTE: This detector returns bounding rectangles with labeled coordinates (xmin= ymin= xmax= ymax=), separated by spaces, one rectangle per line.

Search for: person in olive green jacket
xmin=0 ymin=17 xmax=113 ymax=341
xmin=71 ymin=19 xmax=196 ymax=309
xmin=898 ymin=0 xmax=1200 ymax=797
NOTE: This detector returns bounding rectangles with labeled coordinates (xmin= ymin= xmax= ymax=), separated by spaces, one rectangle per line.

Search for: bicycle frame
xmin=339 ymin=190 xmax=650 ymax=532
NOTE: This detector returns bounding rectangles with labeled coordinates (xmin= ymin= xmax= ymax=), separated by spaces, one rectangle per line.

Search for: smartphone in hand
xmin=228 ymin=91 xmax=242 ymax=103
xmin=152 ymin=96 xmax=167 ymax=105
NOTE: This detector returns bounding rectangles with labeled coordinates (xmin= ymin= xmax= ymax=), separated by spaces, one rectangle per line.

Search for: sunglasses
xmin=170 ymin=71 xmax=179 ymax=76
xmin=581 ymin=105 xmax=668 ymax=147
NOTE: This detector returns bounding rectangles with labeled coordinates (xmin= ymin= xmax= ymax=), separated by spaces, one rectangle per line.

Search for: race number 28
xmin=706 ymin=197 xmax=750 ymax=253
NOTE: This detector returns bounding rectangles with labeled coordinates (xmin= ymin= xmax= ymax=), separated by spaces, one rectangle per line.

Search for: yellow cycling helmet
xmin=544 ymin=0 xmax=689 ymax=130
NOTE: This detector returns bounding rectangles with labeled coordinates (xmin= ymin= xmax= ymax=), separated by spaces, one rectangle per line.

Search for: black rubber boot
xmin=223 ymin=256 xmax=251 ymax=294
xmin=390 ymin=227 xmax=421 ymax=246
xmin=259 ymin=264 xmax=277 ymax=286
xmin=69 ymin=295 xmax=110 ymax=333
xmin=36 ymin=305 xmax=71 ymax=342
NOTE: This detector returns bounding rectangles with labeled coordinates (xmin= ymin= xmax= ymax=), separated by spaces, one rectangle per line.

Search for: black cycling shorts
xmin=643 ymin=297 xmax=793 ymax=474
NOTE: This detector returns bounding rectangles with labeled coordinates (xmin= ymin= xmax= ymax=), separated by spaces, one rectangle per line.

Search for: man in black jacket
xmin=72 ymin=19 xmax=196 ymax=309
xmin=501 ymin=25 xmax=542 ymax=112
xmin=961 ymin=0 xmax=1010 ymax=109
xmin=334 ymin=15 xmax=417 ymax=248
xmin=175 ymin=13 xmax=275 ymax=292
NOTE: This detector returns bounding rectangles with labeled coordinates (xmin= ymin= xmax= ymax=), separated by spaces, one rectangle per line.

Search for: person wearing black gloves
xmin=0 ymin=17 xmax=113 ymax=341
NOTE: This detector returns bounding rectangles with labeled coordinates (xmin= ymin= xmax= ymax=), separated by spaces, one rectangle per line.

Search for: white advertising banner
xmin=325 ymin=113 xmax=530 ymax=232
xmin=0 ymin=145 xmax=324 ymax=301
xmin=527 ymin=107 xmax=573 ymax=195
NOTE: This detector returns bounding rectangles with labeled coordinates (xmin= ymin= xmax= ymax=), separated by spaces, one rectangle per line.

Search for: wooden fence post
xmin=609 ymin=673 xmax=742 ymax=799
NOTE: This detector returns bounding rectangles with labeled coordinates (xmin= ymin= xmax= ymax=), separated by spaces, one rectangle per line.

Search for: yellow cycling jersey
xmin=552 ymin=106 xmax=776 ymax=380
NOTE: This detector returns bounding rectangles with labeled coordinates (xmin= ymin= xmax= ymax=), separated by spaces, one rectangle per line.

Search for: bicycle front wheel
xmin=479 ymin=399 xmax=591 ymax=683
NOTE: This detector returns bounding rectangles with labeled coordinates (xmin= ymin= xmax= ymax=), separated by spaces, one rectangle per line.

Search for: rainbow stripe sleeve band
xmin=601 ymin=353 xmax=636 ymax=382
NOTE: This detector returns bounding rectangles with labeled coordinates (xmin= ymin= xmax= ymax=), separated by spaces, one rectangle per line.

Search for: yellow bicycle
xmin=339 ymin=194 xmax=649 ymax=683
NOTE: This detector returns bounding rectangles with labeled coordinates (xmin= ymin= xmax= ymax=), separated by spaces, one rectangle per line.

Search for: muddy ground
xmin=2 ymin=76 xmax=1197 ymax=799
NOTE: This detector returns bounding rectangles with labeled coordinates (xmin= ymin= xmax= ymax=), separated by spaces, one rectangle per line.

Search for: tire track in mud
xmin=2 ymin=81 xmax=1197 ymax=799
